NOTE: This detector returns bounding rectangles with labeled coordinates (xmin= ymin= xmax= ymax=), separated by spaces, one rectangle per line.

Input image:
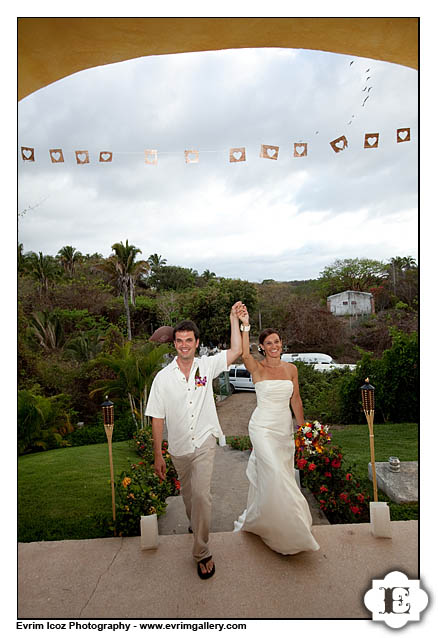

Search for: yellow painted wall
xmin=18 ymin=17 xmax=418 ymax=101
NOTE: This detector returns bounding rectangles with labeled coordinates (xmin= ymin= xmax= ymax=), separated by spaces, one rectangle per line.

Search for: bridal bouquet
xmin=295 ymin=420 xmax=331 ymax=456
xmin=294 ymin=421 xmax=371 ymax=524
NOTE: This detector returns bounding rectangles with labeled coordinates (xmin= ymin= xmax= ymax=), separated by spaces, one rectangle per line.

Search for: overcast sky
xmin=18 ymin=45 xmax=418 ymax=282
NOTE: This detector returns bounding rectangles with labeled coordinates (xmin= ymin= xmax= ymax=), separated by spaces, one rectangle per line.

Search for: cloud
xmin=18 ymin=47 xmax=418 ymax=280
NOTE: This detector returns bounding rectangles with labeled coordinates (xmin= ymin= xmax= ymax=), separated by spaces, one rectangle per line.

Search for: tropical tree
xmin=386 ymin=256 xmax=418 ymax=301
xmin=89 ymin=341 xmax=170 ymax=430
xmin=57 ymin=245 xmax=82 ymax=276
xmin=65 ymin=330 xmax=105 ymax=362
xmin=26 ymin=251 xmax=60 ymax=297
xmin=28 ymin=311 xmax=65 ymax=350
xmin=148 ymin=253 xmax=167 ymax=271
xmin=18 ymin=388 xmax=75 ymax=453
xmin=148 ymin=265 xmax=198 ymax=292
xmin=18 ymin=242 xmax=28 ymax=273
xmin=97 ymin=240 xmax=150 ymax=340
xmin=317 ymin=258 xmax=387 ymax=297
xmin=401 ymin=256 xmax=417 ymax=270
xmin=201 ymin=269 xmax=217 ymax=282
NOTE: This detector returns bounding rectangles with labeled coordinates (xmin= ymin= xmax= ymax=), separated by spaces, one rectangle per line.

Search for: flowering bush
xmin=133 ymin=427 xmax=180 ymax=496
xmin=295 ymin=421 xmax=371 ymax=524
xmin=112 ymin=462 xmax=172 ymax=536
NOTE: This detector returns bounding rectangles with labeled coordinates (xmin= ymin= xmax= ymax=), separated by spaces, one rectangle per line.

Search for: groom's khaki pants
xmin=171 ymin=435 xmax=217 ymax=562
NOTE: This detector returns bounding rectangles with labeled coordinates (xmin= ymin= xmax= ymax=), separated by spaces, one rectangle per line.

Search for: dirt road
xmin=216 ymin=391 xmax=256 ymax=436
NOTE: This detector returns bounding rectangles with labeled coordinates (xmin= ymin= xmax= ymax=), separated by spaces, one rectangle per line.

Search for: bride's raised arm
xmin=237 ymin=305 xmax=258 ymax=374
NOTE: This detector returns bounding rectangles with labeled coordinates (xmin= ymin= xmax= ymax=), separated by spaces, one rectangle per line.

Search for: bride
xmin=233 ymin=306 xmax=320 ymax=555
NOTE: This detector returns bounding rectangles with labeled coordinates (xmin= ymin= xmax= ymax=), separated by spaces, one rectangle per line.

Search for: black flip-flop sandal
xmin=197 ymin=556 xmax=215 ymax=580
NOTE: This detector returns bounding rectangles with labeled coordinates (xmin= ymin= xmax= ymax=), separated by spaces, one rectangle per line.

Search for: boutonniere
xmin=194 ymin=366 xmax=207 ymax=388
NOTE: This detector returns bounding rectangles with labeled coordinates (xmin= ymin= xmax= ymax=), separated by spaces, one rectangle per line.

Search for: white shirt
xmin=145 ymin=350 xmax=229 ymax=456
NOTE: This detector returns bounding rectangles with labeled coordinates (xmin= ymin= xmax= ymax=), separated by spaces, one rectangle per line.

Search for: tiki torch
xmin=101 ymin=396 xmax=116 ymax=534
xmin=361 ymin=379 xmax=392 ymax=538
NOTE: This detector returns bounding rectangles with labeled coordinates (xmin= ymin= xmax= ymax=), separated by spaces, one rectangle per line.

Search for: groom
xmin=145 ymin=302 xmax=243 ymax=579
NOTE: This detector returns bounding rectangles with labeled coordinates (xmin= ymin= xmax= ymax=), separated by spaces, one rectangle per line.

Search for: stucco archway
xmin=18 ymin=17 xmax=418 ymax=101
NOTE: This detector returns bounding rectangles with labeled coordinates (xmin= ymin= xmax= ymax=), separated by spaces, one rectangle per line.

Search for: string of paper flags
xmin=20 ymin=128 xmax=411 ymax=165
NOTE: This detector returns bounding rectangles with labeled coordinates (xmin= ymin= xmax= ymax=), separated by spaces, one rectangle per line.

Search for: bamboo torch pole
xmin=361 ymin=379 xmax=378 ymax=501
xmin=101 ymin=396 xmax=116 ymax=534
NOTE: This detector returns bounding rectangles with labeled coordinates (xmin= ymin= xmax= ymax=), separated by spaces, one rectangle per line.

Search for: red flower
xmin=305 ymin=432 xmax=313 ymax=439
xmin=346 ymin=473 xmax=352 ymax=481
xmin=339 ymin=492 xmax=349 ymax=502
xmin=320 ymin=485 xmax=328 ymax=493
xmin=324 ymin=471 xmax=332 ymax=478
xmin=331 ymin=458 xmax=341 ymax=468
xmin=324 ymin=457 xmax=330 ymax=464
xmin=308 ymin=463 xmax=316 ymax=471
xmin=357 ymin=493 xmax=365 ymax=503
xmin=296 ymin=458 xmax=308 ymax=469
xmin=350 ymin=505 xmax=360 ymax=514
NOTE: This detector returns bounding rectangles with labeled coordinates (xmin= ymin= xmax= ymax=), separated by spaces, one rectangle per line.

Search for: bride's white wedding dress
xmin=234 ymin=379 xmax=320 ymax=554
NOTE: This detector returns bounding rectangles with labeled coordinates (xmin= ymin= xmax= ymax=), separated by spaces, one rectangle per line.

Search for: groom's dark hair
xmin=173 ymin=320 xmax=200 ymax=341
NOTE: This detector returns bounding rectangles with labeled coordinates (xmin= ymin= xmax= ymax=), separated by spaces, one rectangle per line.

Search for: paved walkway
xmin=17 ymin=394 xmax=419 ymax=620
xmin=18 ymin=522 xmax=418 ymax=619
xmin=159 ymin=445 xmax=328 ymax=536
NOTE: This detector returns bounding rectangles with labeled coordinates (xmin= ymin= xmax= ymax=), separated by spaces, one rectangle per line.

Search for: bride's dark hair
xmin=258 ymin=328 xmax=282 ymax=355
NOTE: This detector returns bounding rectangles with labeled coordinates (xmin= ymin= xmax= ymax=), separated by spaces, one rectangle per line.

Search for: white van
xmin=228 ymin=364 xmax=255 ymax=392
xmin=281 ymin=353 xmax=333 ymax=364
xmin=281 ymin=353 xmax=356 ymax=372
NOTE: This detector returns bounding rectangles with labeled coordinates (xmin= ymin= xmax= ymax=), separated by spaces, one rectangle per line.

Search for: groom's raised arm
xmin=226 ymin=302 xmax=243 ymax=367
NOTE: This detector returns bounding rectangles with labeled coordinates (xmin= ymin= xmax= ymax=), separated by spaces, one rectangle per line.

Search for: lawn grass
xmin=330 ymin=422 xmax=418 ymax=521
xmin=18 ymin=440 xmax=139 ymax=542
xmin=19 ymin=423 xmax=419 ymax=542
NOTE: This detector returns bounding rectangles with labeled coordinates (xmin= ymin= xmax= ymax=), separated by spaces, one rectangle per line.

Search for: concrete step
xmin=159 ymin=445 xmax=328 ymax=535
xmin=18 ymin=521 xmax=418 ymax=619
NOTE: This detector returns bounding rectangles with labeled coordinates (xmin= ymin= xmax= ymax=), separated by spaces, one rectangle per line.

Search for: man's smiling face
xmin=174 ymin=330 xmax=199 ymax=362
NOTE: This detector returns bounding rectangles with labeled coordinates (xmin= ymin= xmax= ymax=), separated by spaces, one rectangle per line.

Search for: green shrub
xmin=132 ymin=427 xmax=180 ymax=495
xmin=109 ymin=462 xmax=173 ymax=536
xmin=18 ymin=388 xmax=76 ymax=454
xmin=338 ymin=329 xmax=418 ymax=423
xmin=228 ymin=435 xmax=252 ymax=451
xmin=68 ymin=410 xmax=137 ymax=446
xmin=296 ymin=362 xmax=351 ymax=423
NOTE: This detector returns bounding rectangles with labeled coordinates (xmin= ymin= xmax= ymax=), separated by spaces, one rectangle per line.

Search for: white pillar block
xmin=370 ymin=501 xmax=392 ymax=538
xmin=140 ymin=514 xmax=159 ymax=549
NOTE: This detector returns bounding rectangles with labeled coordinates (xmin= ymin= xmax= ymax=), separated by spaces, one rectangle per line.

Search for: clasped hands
xmin=231 ymin=301 xmax=249 ymax=325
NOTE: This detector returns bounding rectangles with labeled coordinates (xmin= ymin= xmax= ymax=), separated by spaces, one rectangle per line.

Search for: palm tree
xmin=148 ymin=253 xmax=167 ymax=271
xmin=201 ymin=269 xmax=217 ymax=282
xmin=27 ymin=252 xmax=59 ymax=297
xmin=90 ymin=341 xmax=170 ymax=430
xmin=57 ymin=245 xmax=82 ymax=276
xmin=401 ymin=256 xmax=417 ymax=271
xmin=28 ymin=311 xmax=65 ymax=350
xmin=18 ymin=243 xmax=27 ymax=273
xmin=97 ymin=240 xmax=150 ymax=340
xmin=65 ymin=331 xmax=105 ymax=362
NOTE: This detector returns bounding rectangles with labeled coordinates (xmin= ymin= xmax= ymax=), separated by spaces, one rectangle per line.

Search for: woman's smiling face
xmin=261 ymin=333 xmax=282 ymax=358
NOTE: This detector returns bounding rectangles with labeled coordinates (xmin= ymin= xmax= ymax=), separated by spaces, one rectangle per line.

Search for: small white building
xmin=327 ymin=290 xmax=374 ymax=316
